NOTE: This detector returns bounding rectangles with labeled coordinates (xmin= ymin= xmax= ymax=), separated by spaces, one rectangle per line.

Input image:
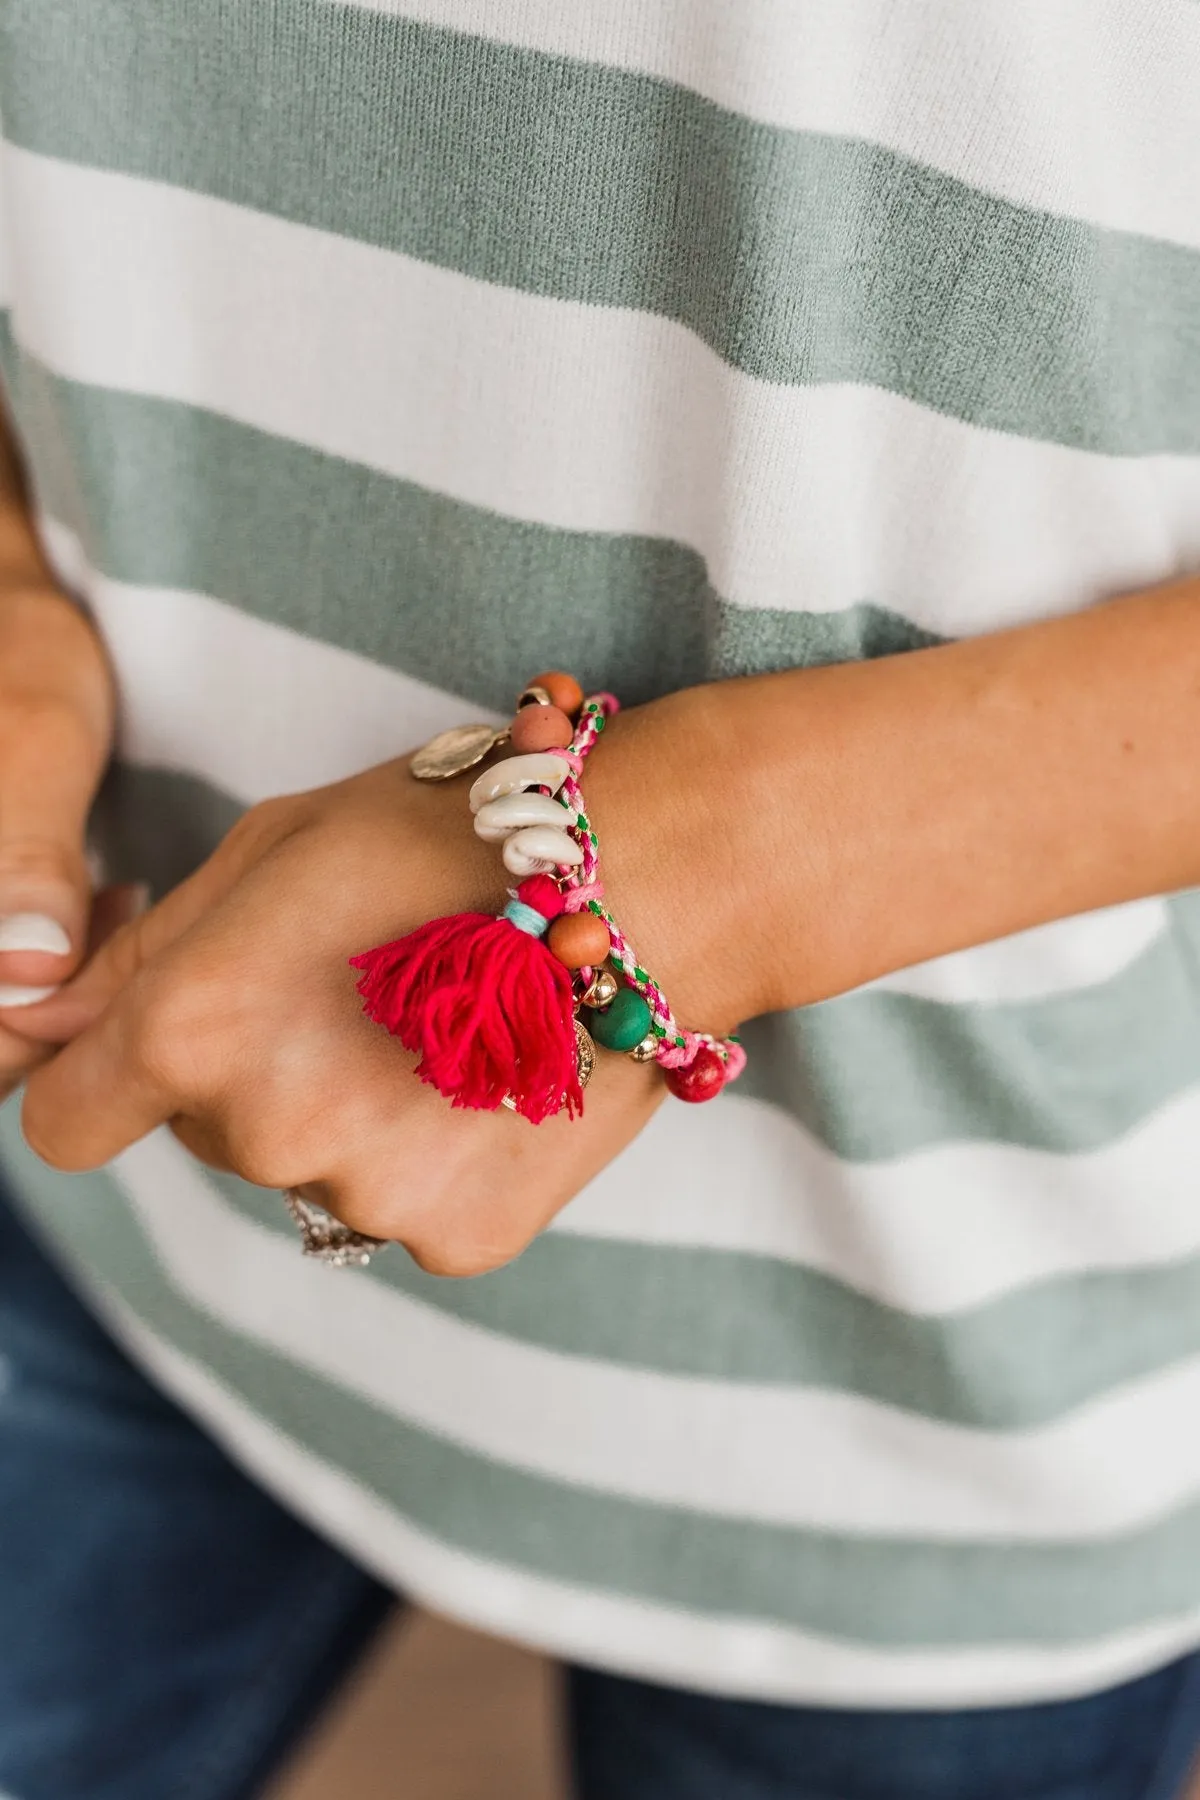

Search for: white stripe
xmin=115 ymin=1136 xmax=1200 ymax=1542
xmin=10 ymin=148 xmax=1200 ymax=639
xmin=864 ymin=903 xmax=1168 ymax=1005
xmin=40 ymin=525 xmax=503 ymax=802
xmin=557 ymin=1087 xmax=1200 ymax=1315
xmin=89 ymin=1293 xmax=1200 ymax=1708
xmin=41 ymin=523 xmax=1173 ymax=1016
xmin=0 ymin=136 xmax=9 ymax=312
xmin=340 ymin=0 xmax=1200 ymax=252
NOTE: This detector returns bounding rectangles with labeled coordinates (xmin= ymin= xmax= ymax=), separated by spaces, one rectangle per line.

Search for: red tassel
xmin=350 ymin=875 xmax=583 ymax=1123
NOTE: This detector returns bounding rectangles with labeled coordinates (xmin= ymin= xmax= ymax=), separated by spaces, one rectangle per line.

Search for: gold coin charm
xmin=410 ymin=722 xmax=507 ymax=781
xmin=574 ymin=1016 xmax=597 ymax=1088
xmin=501 ymin=1018 xmax=597 ymax=1114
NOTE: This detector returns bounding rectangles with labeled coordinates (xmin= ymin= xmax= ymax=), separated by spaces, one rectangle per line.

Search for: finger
xmin=0 ymin=592 xmax=113 ymax=998
xmin=84 ymin=881 xmax=152 ymax=958
xmin=0 ymin=884 xmax=145 ymax=1087
xmin=21 ymin=987 xmax=178 ymax=1169
xmin=0 ymin=1027 xmax=52 ymax=1103
xmin=17 ymin=820 xmax=281 ymax=1166
xmin=4 ymin=839 xmax=249 ymax=1045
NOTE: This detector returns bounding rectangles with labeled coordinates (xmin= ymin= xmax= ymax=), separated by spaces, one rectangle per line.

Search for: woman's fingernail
xmin=0 ymin=914 xmax=71 ymax=956
xmin=0 ymin=982 xmax=59 ymax=1008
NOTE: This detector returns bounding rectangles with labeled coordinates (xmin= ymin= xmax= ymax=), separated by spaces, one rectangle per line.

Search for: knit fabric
xmin=2 ymin=0 xmax=1200 ymax=1706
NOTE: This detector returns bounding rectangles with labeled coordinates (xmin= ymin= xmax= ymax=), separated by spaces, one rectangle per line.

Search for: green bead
xmin=590 ymin=986 xmax=653 ymax=1052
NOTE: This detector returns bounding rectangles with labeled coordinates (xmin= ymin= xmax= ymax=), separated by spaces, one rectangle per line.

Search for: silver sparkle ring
xmin=282 ymin=1191 xmax=388 ymax=1268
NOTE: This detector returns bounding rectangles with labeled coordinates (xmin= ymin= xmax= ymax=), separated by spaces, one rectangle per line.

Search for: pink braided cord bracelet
xmin=556 ymin=693 xmax=745 ymax=1081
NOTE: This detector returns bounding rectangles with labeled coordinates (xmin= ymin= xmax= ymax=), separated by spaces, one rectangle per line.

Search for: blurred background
xmin=268 ymin=1610 xmax=565 ymax=1800
xmin=269 ymin=1612 xmax=1200 ymax=1800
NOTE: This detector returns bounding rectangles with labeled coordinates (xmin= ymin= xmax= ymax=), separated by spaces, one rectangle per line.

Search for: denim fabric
xmin=0 ymin=1192 xmax=392 ymax=1800
xmin=568 ymin=1657 xmax=1200 ymax=1800
xmin=3 ymin=1185 xmax=1199 ymax=1800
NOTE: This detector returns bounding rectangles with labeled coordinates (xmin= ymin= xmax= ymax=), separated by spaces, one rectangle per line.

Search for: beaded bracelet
xmin=350 ymin=673 xmax=745 ymax=1122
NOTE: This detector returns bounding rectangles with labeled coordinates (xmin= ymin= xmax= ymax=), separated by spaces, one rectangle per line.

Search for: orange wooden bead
xmin=510 ymin=704 xmax=575 ymax=753
xmin=530 ymin=670 xmax=585 ymax=717
xmin=547 ymin=911 xmax=611 ymax=969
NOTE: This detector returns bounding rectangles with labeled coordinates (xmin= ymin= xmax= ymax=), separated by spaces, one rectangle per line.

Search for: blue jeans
xmin=3 ymin=1191 xmax=1200 ymax=1800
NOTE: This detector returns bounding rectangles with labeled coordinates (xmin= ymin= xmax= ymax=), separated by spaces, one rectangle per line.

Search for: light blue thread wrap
xmin=503 ymin=898 xmax=550 ymax=939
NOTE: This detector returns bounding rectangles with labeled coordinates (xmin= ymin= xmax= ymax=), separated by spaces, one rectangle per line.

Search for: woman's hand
xmin=18 ymin=561 xmax=1200 ymax=1278
xmin=0 ymin=411 xmax=123 ymax=1098
xmin=12 ymin=733 xmax=740 ymax=1274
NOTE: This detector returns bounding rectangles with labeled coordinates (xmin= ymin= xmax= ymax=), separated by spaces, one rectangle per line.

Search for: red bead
xmin=664 ymin=1046 xmax=728 ymax=1104
xmin=510 ymin=703 xmax=575 ymax=753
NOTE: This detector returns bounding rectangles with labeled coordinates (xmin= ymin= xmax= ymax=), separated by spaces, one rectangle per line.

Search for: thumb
xmin=0 ymin=703 xmax=106 ymax=1005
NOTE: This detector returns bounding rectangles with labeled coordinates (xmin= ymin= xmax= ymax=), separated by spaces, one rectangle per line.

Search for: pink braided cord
xmin=555 ymin=693 xmax=743 ymax=1080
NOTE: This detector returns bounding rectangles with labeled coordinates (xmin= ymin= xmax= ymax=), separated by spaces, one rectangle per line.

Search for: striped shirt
xmin=3 ymin=0 xmax=1200 ymax=1707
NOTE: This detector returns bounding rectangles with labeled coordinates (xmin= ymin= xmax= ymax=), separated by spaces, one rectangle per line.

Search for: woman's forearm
xmin=592 ymin=577 xmax=1200 ymax=1028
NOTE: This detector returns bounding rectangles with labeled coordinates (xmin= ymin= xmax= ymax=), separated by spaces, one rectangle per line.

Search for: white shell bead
xmin=473 ymin=792 xmax=574 ymax=844
xmin=501 ymin=825 xmax=585 ymax=877
xmin=469 ymin=753 xmax=570 ymax=814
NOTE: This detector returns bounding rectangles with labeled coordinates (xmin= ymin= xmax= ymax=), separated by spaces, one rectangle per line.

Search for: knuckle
xmin=222 ymin=1120 xmax=299 ymax=1192
xmin=405 ymin=1229 xmax=526 ymax=1280
xmin=225 ymin=795 xmax=302 ymax=858
xmin=0 ymin=833 xmax=84 ymax=886
xmin=128 ymin=979 xmax=224 ymax=1097
xmin=230 ymin=1146 xmax=291 ymax=1191
xmin=0 ymin=694 xmax=95 ymax=762
xmin=327 ymin=1190 xmax=393 ymax=1243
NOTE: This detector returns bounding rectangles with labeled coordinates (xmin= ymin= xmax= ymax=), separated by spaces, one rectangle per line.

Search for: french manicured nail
xmin=0 ymin=982 xmax=59 ymax=1008
xmin=0 ymin=913 xmax=71 ymax=956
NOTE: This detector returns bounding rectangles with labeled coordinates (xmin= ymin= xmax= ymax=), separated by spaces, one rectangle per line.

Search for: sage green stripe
xmin=4 ymin=2 xmax=1200 ymax=452
xmin=85 ymin=749 xmax=1200 ymax=1163
xmin=0 ymin=321 xmax=941 ymax=710
xmin=92 ymin=763 xmax=241 ymax=899
xmin=210 ymin=1168 xmax=1200 ymax=1432
xmin=7 ymin=1130 xmax=1200 ymax=1649
xmin=742 ymin=890 xmax=1200 ymax=1159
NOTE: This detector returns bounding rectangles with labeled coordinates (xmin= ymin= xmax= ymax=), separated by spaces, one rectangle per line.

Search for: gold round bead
xmin=628 ymin=1034 xmax=659 ymax=1063
xmin=581 ymin=967 xmax=620 ymax=1010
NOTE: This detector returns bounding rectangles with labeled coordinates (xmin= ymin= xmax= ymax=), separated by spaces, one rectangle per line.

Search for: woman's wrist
xmin=582 ymin=684 xmax=802 ymax=1035
xmin=588 ymin=575 xmax=1200 ymax=1031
